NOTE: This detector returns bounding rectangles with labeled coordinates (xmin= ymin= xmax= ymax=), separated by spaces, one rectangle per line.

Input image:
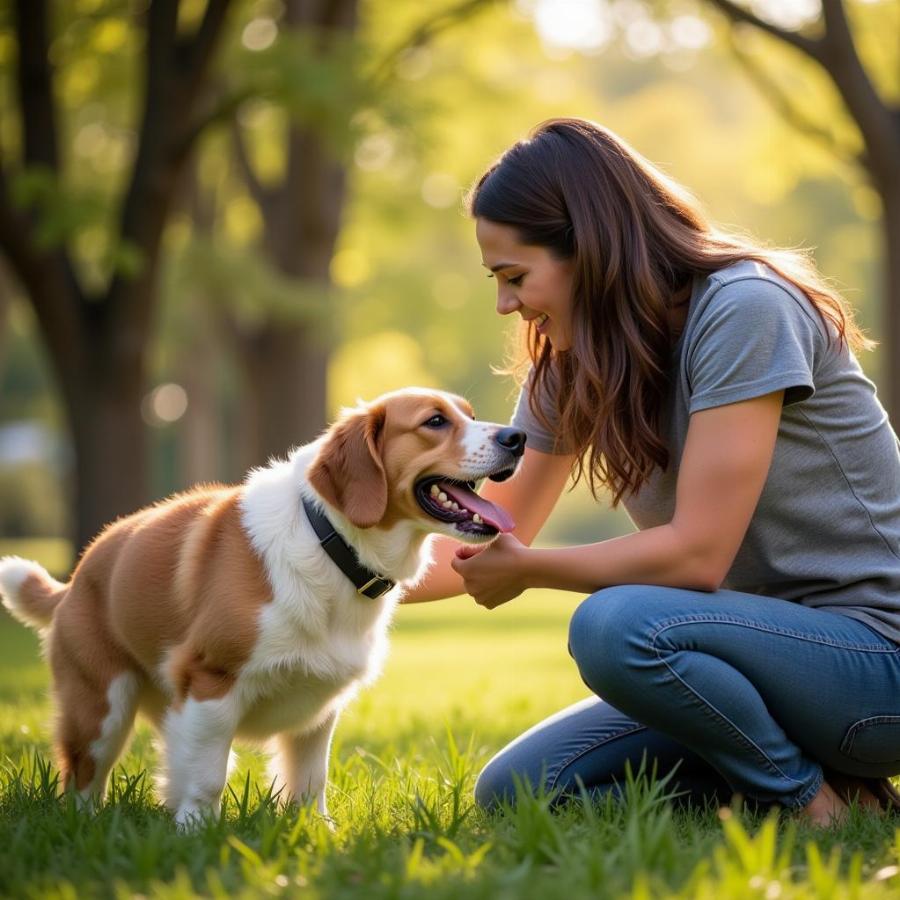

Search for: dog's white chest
xmin=236 ymin=670 xmax=352 ymax=738
xmin=235 ymin=591 xmax=390 ymax=739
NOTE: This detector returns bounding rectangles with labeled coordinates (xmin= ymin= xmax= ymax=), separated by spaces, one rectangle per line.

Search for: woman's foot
xmin=798 ymin=780 xmax=849 ymax=826
xmin=821 ymin=766 xmax=900 ymax=815
xmin=822 ymin=771 xmax=884 ymax=814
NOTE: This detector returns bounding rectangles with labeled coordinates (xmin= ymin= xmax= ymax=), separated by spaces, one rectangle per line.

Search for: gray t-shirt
xmin=512 ymin=259 xmax=900 ymax=644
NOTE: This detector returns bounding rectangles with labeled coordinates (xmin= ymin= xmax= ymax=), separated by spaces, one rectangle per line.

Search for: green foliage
xmin=10 ymin=167 xmax=104 ymax=251
xmin=0 ymin=0 xmax=892 ymax=540
xmin=224 ymin=29 xmax=411 ymax=156
xmin=171 ymin=234 xmax=333 ymax=330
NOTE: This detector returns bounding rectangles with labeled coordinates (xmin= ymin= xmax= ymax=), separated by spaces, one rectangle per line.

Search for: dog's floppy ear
xmin=307 ymin=404 xmax=388 ymax=528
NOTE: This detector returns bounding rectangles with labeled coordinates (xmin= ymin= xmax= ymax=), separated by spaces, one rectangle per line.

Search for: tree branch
xmin=0 ymin=161 xmax=87 ymax=377
xmin=175 ymin=0 xmax=232 ymax=93
xmin=285 ymin=0 xmax=357 ymax=32
xmin=116 ymin=0 xmax=179 ymax=245
xmin=727 ymin=32 xmax=863 ymax=169
xmin=706 ymin=0 xmax=898 ymax=183
xmin=9 ymin=0 xmax=85 ymax=322
xmin=230 ymin=119 xmax=272 ymax=211
xmin=817 ymin=0 xmax=897 ymax=175
xmin=175 ymin=85 xmax=255 ymax=158
xmin=703 ymin=0 xmax=826 ymax=65
xmin=372 ymin=0 xmax=501 ymax=85
xmin=111 ymin=0 xmax=232 ymax=315
xmin=14 ymin=0 xmax=59 ymax=169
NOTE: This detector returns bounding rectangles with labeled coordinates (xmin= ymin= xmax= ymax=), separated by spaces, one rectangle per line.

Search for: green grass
xmin=2 ymin=589 xmax=900 ymax=898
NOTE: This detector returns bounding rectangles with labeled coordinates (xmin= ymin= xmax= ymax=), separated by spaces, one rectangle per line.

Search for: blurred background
xmin=0 ymin=0 xmax=895 ymax=573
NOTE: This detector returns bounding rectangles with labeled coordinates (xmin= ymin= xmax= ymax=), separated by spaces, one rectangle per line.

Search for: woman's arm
xmin=403 ymin=446 xmax=575 ymax=602
xmin=452 ymin=391 xmax=783 ymax=607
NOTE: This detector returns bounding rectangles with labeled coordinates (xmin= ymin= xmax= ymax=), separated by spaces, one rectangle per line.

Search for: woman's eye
xmin=485 ymin=273 xmax=524 ymax=286
xmin=423 ymin=414 xmax=448 ymax=428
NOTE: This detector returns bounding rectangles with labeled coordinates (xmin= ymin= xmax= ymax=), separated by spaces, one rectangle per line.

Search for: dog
xmin=0 ymin=388 xmax=525 ymax=825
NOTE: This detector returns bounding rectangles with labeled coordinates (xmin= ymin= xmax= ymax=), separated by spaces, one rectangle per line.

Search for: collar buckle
xmin=357 ymin=576 xmax=394 ymax=599
xmin=302 ymin=496 xmax=396 ymax=600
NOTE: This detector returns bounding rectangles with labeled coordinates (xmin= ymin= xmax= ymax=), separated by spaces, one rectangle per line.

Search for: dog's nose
xmin=495 ymin=428 xmax=527 ymax=457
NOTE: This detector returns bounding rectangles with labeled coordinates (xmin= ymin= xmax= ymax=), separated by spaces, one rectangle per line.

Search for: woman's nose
xmin=496 ymin=290 xmax=520 ymax=316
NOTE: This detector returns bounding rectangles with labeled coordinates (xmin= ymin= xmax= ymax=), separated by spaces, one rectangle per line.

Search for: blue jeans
xmin=475 ymin=585 xmax=900 ymax=810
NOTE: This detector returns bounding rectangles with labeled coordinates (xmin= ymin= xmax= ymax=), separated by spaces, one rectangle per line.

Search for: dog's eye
xmin=423 ymin=414 xmax=448 ymax=429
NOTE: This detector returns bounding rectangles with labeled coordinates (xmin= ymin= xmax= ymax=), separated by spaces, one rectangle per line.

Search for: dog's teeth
xmin=442 ymin=500 xmax=452 ymax=508
xmin=450 ymin=502 xmax=459 ymax=510
xmin=472 ymin=514 xmax=482 ymax=524
xmin=430 ymin=484 xmax=440 ymax=497
xmin=438 ymin=491 xmax=448 ymax=502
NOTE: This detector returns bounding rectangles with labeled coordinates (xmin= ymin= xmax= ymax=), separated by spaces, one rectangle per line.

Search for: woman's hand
xmin=450 ymin=532 xmax=532 ymax=610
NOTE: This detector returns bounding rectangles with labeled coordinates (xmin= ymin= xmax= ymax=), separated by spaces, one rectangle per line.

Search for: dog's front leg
xmin=162 ymin=695 xmax=238 ymax=827
xmin=271 ymin=708 xmax=339 ymax=818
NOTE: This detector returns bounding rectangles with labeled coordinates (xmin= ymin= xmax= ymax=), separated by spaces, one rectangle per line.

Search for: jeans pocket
xmin=840 ymin=716 xmax=900 ymax=764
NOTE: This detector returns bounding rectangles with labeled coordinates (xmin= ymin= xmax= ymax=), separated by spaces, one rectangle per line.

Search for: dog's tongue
xmin=439 ymin=481 xmax=515 ymax=533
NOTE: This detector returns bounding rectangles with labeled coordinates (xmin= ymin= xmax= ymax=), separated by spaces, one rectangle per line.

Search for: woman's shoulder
xmin=692 ymin=259 xmax=825 ymax=336
xmin=704 ymin=259 xmax=800 ymax=300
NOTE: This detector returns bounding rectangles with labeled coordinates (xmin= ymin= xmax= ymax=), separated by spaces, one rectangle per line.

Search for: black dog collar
xmin=301 ymin=496 xmax=395 ymax=600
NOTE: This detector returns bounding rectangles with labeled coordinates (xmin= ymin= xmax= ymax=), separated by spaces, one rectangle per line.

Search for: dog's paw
xmin=173 ymin=803 xmax=213 ymax=831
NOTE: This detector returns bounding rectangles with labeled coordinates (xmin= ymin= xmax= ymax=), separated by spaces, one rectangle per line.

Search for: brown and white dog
xmin=0 ymin=388 xmax=525 ymax=825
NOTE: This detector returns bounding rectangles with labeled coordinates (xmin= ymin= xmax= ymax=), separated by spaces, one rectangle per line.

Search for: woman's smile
xmin=475 ymin=218 xmax=575 ymax=350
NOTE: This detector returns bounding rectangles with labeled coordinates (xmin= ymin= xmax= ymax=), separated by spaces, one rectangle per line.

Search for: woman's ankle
xmin=797 ymin=780 xmax=849 ymax=826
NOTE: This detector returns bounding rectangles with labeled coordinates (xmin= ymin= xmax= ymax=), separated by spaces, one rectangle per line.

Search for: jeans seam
xmin=840 ymin=715 xmax=900 ymax=758
xmin=649 ymin=621 xmax=810 ymax=790
xmin=547 ymin=724 xmax=648 ymax=793
xmin=794 ymin=767 xmax=824 ymax=809
xmin=650 ymin=614 xmax=900 ymax=654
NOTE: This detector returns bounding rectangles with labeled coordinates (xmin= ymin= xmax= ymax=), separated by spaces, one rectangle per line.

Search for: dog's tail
xmin=0 ymin=556 xmax=67 ymax=629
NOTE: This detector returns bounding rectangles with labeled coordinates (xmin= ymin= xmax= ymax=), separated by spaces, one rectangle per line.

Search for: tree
xmin=0 ymin=0 xmax=233 ymax=550
xmin=228 ymin=0 xmax=359 ymax=465
xmin=214 ymin=0 xmax=499 ymax=468
xmin=699 ymin=0 xmax=900 ymax=419
xmin=226 ymin=0 xmax=505 ymax=466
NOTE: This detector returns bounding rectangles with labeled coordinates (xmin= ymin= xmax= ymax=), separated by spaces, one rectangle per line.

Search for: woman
xmin=405 ymin=117 xmax=900 ymax=826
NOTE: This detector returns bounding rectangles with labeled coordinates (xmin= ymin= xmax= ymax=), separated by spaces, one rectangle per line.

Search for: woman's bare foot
xmin=798 ymin=780 xmax=849 ymax=826
xmin=823 ymin=771 xmax=884 ymax=814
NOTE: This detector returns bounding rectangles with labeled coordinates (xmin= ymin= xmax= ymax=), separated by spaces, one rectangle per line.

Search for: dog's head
xmin=306 ymin=388 xmax=525 ymax=543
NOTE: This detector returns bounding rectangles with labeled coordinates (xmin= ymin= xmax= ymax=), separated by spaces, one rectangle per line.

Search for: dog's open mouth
xmin=415 ymin=473 xmax=516 ymax=536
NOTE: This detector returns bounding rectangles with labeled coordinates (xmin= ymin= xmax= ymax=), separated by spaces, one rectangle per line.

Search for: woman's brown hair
xmin=467 ymin=117 xmax=873 ymax=507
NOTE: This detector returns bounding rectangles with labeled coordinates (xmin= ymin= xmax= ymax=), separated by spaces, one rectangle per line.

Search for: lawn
xmin=2 ymin=572 xmax=900 ymax=898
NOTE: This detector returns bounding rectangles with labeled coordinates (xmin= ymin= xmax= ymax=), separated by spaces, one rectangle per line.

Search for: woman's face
xmin=475 ymin=218 xmax=576 ymax=351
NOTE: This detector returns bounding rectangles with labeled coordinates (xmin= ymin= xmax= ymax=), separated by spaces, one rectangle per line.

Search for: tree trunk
xmin=179 ymin=315 xmax=223 ymax=486
xmin=1 ymin=0 xmax=233 ymax=552
xmin=0 ymin=263 xmax=12 ymax=375
xmin=67 ymin=359 xmax=147 ymax=551
xmin=882 ymin=181 xmax=900 ymax=430
xmin=232 ymin=0 xmax=357 ymax=466
xmin=237 ymin=323 xmax=330 ymax=469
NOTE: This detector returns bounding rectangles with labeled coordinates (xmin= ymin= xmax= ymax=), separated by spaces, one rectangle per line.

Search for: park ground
xmin=2 ymin=540 xmax=900 ymax=898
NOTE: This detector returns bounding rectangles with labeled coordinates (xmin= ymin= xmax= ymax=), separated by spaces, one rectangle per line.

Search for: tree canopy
xmin=0 ymin=0 xmax=891 ymax=547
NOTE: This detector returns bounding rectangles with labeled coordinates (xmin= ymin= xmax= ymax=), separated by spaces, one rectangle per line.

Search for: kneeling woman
xmin=405 ymin=117 xmax=900 ymax=826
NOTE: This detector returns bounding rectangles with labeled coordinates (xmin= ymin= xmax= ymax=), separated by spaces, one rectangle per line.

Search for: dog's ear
xmin=307 ymin=404 xmax=388 ymax=528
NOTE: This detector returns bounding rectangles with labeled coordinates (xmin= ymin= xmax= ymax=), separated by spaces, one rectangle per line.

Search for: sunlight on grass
xmin=3 ymin=590 xmax=900 ymax=898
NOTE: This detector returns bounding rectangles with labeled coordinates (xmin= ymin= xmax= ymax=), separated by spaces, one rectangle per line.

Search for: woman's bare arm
xmin=452 ymin=391 xmax=784 ymax=607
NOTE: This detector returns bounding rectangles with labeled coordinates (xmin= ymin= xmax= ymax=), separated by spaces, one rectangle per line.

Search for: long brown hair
xmin=467 ymin=117 xmax=873 ymax=506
